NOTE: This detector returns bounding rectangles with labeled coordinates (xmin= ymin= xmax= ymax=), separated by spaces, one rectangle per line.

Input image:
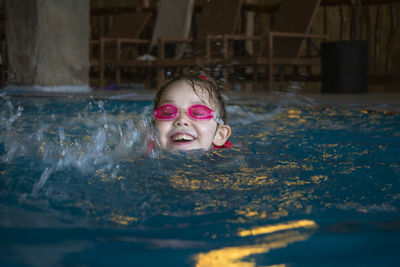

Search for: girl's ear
xmin=212 ymin=125 xmax=231 ymax=146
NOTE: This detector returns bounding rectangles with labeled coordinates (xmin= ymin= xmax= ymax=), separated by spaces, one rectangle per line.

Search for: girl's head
xmin=153 ymin=74 xmax=231 ymax=151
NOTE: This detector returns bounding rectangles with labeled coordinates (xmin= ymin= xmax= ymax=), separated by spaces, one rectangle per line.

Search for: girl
xmin=152 ymin=74 xmax=232 ymax=151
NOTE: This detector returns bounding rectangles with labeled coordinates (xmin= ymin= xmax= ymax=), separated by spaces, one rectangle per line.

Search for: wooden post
xmin=157 ymin=37 xmax=165 ymax=88
xmin=350 ymin=0 xmax=363 ymax=40
xmin=100 ymin=38 xmax=105 ymax=88
xmin=386 ymin=3 xmax=397 ymax=75
xmin=116 ymin=38 xmax=121 ymax=85
xmin=374 ymin=5 xmax=383 ymax=76
xmin=268 ymin=31 xmax=274 ymax=91
xmin=339 ymin=5 xmax=346 ymax=40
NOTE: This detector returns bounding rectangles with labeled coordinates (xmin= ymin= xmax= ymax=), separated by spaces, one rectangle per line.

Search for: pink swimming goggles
xmin=154 ymin=104 xmax=224 ymax=125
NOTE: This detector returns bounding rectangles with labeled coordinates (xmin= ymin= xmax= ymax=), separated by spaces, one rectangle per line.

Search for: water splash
xmin=0 ymin=96 xmax=158 ymax=194
xmin=32 ymin=167 xmax=54 ymax=195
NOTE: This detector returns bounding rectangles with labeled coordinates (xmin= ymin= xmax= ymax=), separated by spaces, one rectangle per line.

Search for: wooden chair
xmin=96 ymin=0 xmax=195 ymax=89
xmin=218 ymin=0 xmax=328 ymax=90
xmin=155 ymin=0 xmax=243 ymax=87
xmin=90 ymin=10 xmax=152 ymax=87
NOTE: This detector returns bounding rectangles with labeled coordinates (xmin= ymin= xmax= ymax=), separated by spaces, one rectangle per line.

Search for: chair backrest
xmin=195 ymin=0 xmax=243 ymax=55
xmin=150 ymin=0 xmax=195 ymax=58
xmin=107 ymin=12 xmax=152 ymax=39
xmin=272 ymin=0 xmax=321 ymax=58
xmin=196 ymin=0 xmax=242 ymax=40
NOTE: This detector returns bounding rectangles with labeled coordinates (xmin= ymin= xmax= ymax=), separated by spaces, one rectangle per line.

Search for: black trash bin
xmin=321 ymin=41 xmax=368 ymax=93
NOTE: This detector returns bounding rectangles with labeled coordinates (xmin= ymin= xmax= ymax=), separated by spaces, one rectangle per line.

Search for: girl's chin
xmin=169 ymin=143 xmax=196 ymax=151
xmin=164 ymin=141 xmax=210 ymax=151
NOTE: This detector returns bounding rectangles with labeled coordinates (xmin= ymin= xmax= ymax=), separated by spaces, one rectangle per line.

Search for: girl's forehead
xmin=161 ymin=81 xmax=211 ymax=105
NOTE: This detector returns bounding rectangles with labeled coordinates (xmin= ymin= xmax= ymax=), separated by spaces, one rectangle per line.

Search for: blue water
xmin=0 ymin=94 xmax=399 ymax=266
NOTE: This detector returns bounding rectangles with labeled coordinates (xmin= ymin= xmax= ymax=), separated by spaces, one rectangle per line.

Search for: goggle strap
xmin=213 ymin=113 xmax=224 ymax=125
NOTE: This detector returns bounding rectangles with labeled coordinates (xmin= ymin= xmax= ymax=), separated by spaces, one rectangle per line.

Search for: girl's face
xmin=154 ymin=81 xmax=220 ymax=151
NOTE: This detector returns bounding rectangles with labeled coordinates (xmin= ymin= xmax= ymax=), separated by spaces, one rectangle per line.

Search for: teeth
xmin=172 ymin=134 xmax=194 ymax=141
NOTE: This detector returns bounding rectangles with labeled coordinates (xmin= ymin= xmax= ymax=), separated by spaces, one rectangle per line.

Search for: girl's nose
xmin=174 ymin=112 xmax=191 ymax=127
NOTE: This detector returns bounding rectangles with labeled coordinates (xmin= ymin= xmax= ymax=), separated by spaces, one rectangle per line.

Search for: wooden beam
xmin=322 ymin=0 xmax=400 ymax=6
xmin=90 ymin=1 xmax=399 ymax=16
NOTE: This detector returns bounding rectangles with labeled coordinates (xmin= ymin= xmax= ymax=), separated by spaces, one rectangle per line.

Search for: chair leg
xmin=116 ymin=67 xmax=121 ymax=86
xmin=253 ymin=65 xmax=258 ymax=90
xmin=100 ymin=64 xmax=104 ymax=88
xmin=223 ymin=66 xmax=230 ymax=90
xmin=157 ymin=67 xmax=165 ymax=88
xmin=280 ymin=66 xmax=285 ymax=90
xmin=100 ymin=39 xmax=104 ymax=88
xmin=268 ymin=63 xmax=273 ymax=91
xmin=145 ymin=67 xmax=151 ymax=89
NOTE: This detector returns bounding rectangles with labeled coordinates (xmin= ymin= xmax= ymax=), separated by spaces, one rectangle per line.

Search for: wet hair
xmin=153 ymin=74 xmax=227 ymax=123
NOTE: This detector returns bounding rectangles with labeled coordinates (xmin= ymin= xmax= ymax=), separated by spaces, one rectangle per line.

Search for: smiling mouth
xmin=171 ymin=133 xmax=196 ymax=143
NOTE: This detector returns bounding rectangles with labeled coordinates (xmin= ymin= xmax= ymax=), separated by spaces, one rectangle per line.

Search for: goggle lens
xmin=156 ymin=104 xmax=177 ymax=119
xmin=187 ymin=105 xmax=213 ymax=120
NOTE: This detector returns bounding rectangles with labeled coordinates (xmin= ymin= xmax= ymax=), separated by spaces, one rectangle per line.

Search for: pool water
xmin=0 ymin=94 xmax=399 ymax=266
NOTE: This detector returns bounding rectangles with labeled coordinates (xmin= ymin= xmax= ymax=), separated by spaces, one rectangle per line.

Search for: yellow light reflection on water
xmin=238 ymin=219 xmax=317 ymax=237
xmin=109 ymin=213 xmax=138 ymax=225
xmin=194 ymin=219 xmax=317 ymax=267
